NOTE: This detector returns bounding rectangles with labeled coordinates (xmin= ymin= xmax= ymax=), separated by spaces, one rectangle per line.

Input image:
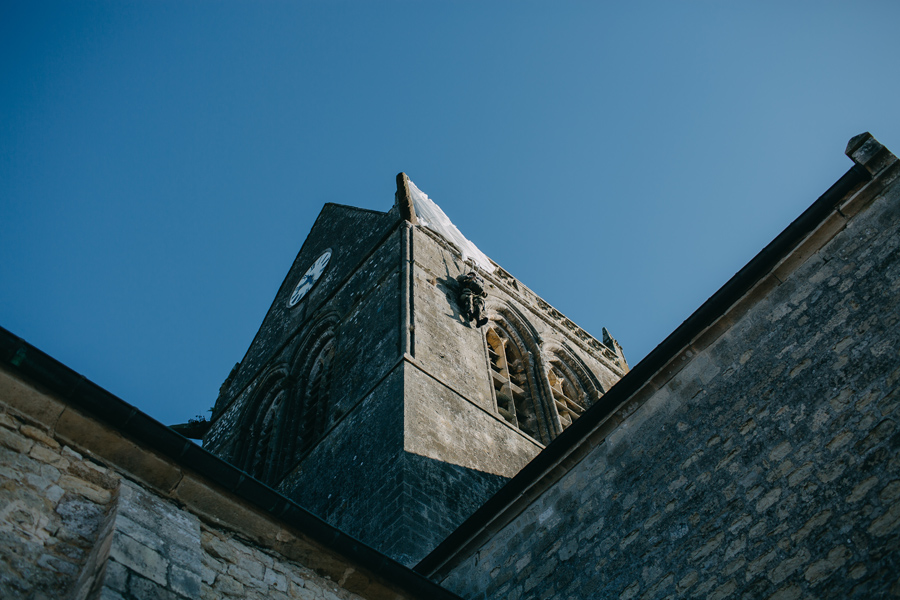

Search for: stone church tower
xmin=203 ymin=174 xmax=628 ymax=565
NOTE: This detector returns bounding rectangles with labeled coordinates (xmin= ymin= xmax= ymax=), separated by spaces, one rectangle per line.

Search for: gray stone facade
xmin=0 ymin=406 xmax=118 ymax=599
xmin=0 ymin=398 xmax=366 ymax=600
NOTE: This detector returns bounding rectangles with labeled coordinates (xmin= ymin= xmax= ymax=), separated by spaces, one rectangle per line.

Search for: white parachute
xmin=406 ymin=178 xmax=495 ymax=274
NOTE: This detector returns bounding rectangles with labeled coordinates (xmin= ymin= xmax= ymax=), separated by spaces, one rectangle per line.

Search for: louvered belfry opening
xmin=485 ymin=324 xmax=540 ymax=441
xmin=548 ymin=362 xmax=587 ymax=430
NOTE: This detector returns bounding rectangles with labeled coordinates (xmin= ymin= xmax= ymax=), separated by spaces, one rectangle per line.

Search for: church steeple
xmin=204 ymin=176 xmax=627 ymax=565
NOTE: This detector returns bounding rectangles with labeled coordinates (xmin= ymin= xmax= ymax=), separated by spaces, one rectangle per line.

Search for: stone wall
xmin=0 ymin=360 xmax=459 ymax=600
xmin=205 ymin=206 xmax=402 ymax=457
xmin=0 ymin=405 xmax=117 ymax=599
xmin=406 ymin=221 xmax=627 ymax=470
xmin=387 ymin=221 xmax=628 ymax=563
xmin=217 ymin=204 xmax=400 ymax=405
xmin=0 ymin=400 xmax=379 ymax=600
xmin=204 ymin=211 xmax=411 ymax=561
xmin=437 ymin=146 xmax=900 ymax=598
xmin=410 ymin=224 xmax=626 ymax=428
xmin=278 ymin=366 xmax=406 ymax=558
xmin=200 ymin=522 xmax=366 ymax=600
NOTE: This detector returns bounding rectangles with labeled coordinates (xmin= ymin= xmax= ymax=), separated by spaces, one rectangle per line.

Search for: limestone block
xmin=0 ymin=366 xmax=66 ymax=428
xmin=169 ymin=563 xmax=202 ymax=597
xmin=109 ymin=534 xmax=169 ymax=586
xmin=20 ymin=424 xmax=60 ymax=449
xmin=55 ymin=408 xmax=182 ymax=493
xmin=58 ymin=474 xmax=113 ymax=504
xmin=173 ymin=473 xmax=277 ymax=547
xmin=0 ymin=425 xmax=33 ymax=453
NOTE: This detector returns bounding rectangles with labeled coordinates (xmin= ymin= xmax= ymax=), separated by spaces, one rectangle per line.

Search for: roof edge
xmin=416 ymin=133 xmax=896 ymax=579
xmin=320 ymin=202 xmax=391 ymax=217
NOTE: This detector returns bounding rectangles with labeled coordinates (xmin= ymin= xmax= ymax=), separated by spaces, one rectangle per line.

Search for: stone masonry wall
xmin=389 ymin=218 xmax=627 ymax=564
xmin=440 ymin=174 xmax=900 ymax=596
xmin=204 ymin=218 xmax=407 ymax=564
xmin=97 ymin=480 xmax=204 ymax=600
xmin=208 ymin=195 xmax=630 ymax=568
xmin=393 ymin=451 xmax=507 ymax=567
xmin=0 ymin=404 xmax=117 ymax=599
xmin=411 ymin=225 xmax=625 ymax=431
xmin=0 ymin=393 xmax=398 ymax=600
xmin=205 ymin=211 xmax=402 ymax=460
xmin=200 ymin=521 xmax=365 ymax=600
xmin=278 ymin=366 xmax=406 ymax=558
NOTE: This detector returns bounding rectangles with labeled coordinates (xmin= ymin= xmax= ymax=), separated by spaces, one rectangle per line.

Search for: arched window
xmin=484 ymin=304 xmax=606 ymax=444
xmin=247 ymin=389 xmax=285 ymax=479
xmin=281 ymin=318 xmax=339 ymax=473
xmin=299 ymin=337 xmax=335 ymax=452
xmin=485 ymin=319 xmax=544 ymax=442
xmin=235 ymin=370 xmax=289 ymax=484
xmin=548 ymin=361 xmax=586 ymax=429
xmin=546 ymin=348 xmax=603 ymax=432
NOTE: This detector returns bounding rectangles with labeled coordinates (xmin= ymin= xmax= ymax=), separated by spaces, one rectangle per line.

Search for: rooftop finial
xmin=395 ymin=172 xmax=418 ymax=225
xmin=846 ymin=132 xmax=896 ymax=177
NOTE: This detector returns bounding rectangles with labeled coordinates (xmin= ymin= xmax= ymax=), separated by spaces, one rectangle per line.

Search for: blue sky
xmin=2 ymin=2 xmax=898 ymax=426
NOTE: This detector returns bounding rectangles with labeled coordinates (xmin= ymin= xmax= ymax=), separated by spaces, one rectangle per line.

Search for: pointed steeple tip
xmin=395 ymin=172 xmax=417 ymax=224
xmin=602 ymin=327 xmax=629 ymax=371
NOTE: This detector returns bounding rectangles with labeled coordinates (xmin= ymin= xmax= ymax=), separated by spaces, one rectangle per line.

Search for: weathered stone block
xmin=109 ymin=535 xmax=169 ymax=586
xmin=170 ymin=562 xmax=202 ymax=597
xmin=20 ymin=424 xmax=60 ymax=449
xmin=867 ymin=502 xmax=900 ymax=537
xmin=173 ymin=474 xmax=277 ymax=547
xmin=0 ymin=425 xmax=33 ymax=453
xmin=55 ymin=408 xmax=182 ymax=493
xmin=0 ymin=366 xmax=67 ymax=428
xmin=58 ymin=474 xmax=113 ymax=504
xmin=804 ymin=544 xmax=851 ymax=585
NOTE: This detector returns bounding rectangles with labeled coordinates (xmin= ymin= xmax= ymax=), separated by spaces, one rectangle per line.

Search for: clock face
xmin=288 ymin=249 xmax=332 ymax=308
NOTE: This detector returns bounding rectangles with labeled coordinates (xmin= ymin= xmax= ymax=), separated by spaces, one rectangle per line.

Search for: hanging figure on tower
xmin=457 ymin=270 xmax=489 ymax=327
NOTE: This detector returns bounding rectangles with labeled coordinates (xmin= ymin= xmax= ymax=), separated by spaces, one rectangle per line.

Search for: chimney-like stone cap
xmin=846 ymin=132 xmax=897 ymax=176
xmin=395 ymin=172 xmax=418 ymax=225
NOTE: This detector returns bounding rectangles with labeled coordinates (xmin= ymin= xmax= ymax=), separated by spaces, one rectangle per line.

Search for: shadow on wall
xmin=386 ymin=451 xmax=511 ymax=567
